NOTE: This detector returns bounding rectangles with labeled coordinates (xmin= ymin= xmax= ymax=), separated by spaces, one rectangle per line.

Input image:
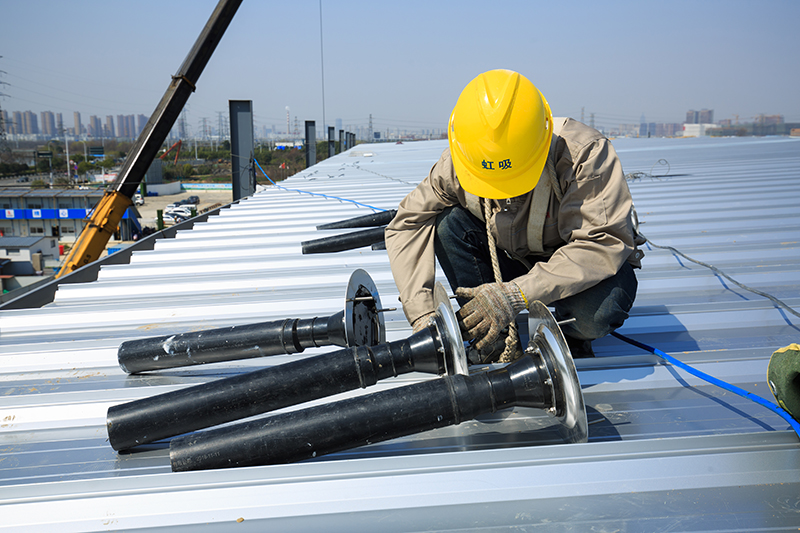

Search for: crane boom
xmin=57 ymin=0 xmax=243 ymax=278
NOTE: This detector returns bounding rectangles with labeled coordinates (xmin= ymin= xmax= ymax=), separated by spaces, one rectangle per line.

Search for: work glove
xmin=411 ymin=311 xmax=435 ymax=333
xmin=455 ymin=282 xmax=527 ymax=351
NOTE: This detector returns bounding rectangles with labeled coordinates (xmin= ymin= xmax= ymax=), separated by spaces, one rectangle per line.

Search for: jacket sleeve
xmin=514 ymin=137 xmax=635 ymax=305
xmin=385 ymin=150 xmax=460 ymax=324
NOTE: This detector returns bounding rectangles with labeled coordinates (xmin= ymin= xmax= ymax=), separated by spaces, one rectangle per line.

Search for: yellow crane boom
xmin=56 ymin=0 xmax=242 ymax=279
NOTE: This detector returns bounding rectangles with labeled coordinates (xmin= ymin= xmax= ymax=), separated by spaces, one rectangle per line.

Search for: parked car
xmin=133 ymin=193 xmax=144 ymax=206
xmin=165 ymin=206 xmax=193 ymax=218
xmin=162 ymin=212 xmax=189 ymax=225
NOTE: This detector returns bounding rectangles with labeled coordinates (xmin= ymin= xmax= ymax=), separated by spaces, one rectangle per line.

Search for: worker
xmin=385 ymin=69 xmax=644 ymax=361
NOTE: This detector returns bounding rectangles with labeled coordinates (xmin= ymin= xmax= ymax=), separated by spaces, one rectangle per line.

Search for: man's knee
xmin=555 ymin=263 xmax=637 ymax=341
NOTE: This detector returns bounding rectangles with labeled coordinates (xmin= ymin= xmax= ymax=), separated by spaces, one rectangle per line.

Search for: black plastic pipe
xmin=108 ymin=320 xmax=456 ymax=451
xmin=169 ymin=350 xmax=555 ymax=471
xmin=118 ymin=314 xmax=345 ymax=374
xmin=301 ymin=227 xmax=386 ymax=254
xmin=316 ymin=210 xmax=396 ymax=230
xmin=116 ymin=269 xmax=383 ymax=374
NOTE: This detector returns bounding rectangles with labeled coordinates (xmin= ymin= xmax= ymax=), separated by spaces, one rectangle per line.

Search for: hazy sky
xmin=2 ymin=0 xmax=799 ymax=135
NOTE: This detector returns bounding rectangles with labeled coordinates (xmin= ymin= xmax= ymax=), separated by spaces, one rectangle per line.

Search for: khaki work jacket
xmin=385 ymin=117 xmax=643 ymax=325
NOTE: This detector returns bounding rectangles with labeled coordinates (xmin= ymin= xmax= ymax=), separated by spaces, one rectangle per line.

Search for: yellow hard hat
xmin=448 ymin=69 xmax=553 ymax=199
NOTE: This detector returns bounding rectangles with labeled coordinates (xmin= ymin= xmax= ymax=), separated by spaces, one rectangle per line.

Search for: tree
xmin=30 ymin=179 xmax=48 ymax=189
xmin=181 ymin=163 xmax=194 ymax=177
xmin=77 ymin=161 xmax=94 ymax=175
xmin=53 ymin=176 xmax=72 ymax=188
xmin=98 ymin=157 xmax=116 ymax=171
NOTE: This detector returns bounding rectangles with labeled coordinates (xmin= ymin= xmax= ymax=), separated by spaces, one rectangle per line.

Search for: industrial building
xmin=0 ymin=136 xmax=798 ymax=530
xmin=0 ymin=187 xmax=141 ymax=242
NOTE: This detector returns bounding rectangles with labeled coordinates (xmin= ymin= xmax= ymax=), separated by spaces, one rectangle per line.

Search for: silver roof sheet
xmin=1 ymin=136 xmax=799 ymax=531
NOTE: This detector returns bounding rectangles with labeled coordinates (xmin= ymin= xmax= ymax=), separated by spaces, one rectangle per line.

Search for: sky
xmin=2 ymin=0 xmax=799 ymax=137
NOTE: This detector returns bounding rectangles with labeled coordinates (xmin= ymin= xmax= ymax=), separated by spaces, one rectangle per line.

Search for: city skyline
xmin=2 ymin=1 xmax=799 ymax=136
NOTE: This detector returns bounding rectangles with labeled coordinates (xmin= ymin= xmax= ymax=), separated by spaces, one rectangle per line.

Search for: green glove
xmin=455 ymin=282 xmax=527 ymax=351
xmin=768 ymin=343 xmax=800 ymax=422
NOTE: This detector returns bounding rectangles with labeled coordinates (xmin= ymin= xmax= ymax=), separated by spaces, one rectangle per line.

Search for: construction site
xmin=1 ymin=1 xmax=799 ymax=531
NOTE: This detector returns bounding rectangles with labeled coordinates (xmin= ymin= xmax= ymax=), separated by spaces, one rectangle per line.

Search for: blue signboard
xmin=0 ymin=209 xmax=92 ymax=220
xmin=0 ymin=207 xmax=135 ymax=220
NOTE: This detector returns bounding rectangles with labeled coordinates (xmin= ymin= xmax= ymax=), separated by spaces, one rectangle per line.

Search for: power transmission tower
xmin=368 ymin=114 xmax=373 ymax=141
xmin=178 ymin=109 xmax=188 ymax=139
xmin=0 ymin=59 xmax=9 ymax=160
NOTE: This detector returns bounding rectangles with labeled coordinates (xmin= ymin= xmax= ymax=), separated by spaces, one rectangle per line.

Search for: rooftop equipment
xmin=117 ymin=269 xmax=384 ymax=374
xmin=107 ymin=280 xmax=467 ymax=451
xmin=169 ymin=298 xmax=587 ymax=471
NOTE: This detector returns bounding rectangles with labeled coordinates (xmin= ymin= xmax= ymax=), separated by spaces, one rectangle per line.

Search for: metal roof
xmin=1 ymin=136 xmax=799 ymax=531
xmin=0 ymin=187 xmax=105 ymax=199
xmin=0 ymin=237 xmax=51 ymax=248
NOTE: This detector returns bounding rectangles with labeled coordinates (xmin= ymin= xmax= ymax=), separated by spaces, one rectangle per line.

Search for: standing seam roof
xmin=0 ymin=136 xmax=799 ymax=531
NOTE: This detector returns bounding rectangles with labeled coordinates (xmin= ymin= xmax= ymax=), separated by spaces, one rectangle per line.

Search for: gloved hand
xmin=411 ymin=311 xmax=435 ymax=333
xmin=455 ymin=282 xmax=527 ymax=351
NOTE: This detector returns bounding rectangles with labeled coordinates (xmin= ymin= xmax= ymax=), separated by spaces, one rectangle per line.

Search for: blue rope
xmin=611 ymin=331 xmax=800 ymax=438
xmin=253 ymin=159 xmax=387 ymax=213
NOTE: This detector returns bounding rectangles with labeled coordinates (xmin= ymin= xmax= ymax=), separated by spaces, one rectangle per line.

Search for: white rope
xmin=483 ymin=197 xmax=522 ymax=363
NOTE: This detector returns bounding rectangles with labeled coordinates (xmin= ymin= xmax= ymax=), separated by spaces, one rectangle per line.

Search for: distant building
xmin=22 ymin=111 xmax=39 ymax=135
xmin=137 ymin=114 xmax=147 ymax=136
xmin=756 ymin=114 xmax=784 ymax=126
xmin=40 ymin=111 xmax=56 ymax=136
xmin=0 ymin=236 xmax=59 ymax=275
xmin=686 ymin=109 xmax=714 ymax=125
xmin=74 ymin=112 xmax=82 ymax=136
xmin=105 ymin=115 xmax=115 ymax=138
xmin=0 ymin=188 xmax=141 ymax=242
xmin=699 ymin=109 xmax=714 ymax=124
xmin=682 ymin=123 xmax=720 ymax=137
xmin=56 ymin=113 xmax=63 ymax=134
xmin=11 ymin=111 xmax=22 ymax=135
xmin=89 ymin=115 xmax=102 ymax=138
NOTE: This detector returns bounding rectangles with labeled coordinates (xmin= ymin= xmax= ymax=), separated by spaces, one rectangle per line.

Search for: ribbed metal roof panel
xmin=1 ymin=136 xmax=799 ymax=531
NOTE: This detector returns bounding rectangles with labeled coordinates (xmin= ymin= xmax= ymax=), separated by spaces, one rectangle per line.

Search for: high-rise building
xmin=74 ymin=112 xmax=82 ymax=136
xmin=89 ymin=115 xmax=102 ymax=138
xmin=137 ymin=114 xmax=147 ymax=137
xmin=56 ymin=113 xmax=63 ymax=134
xmin=23 ymin=111 xmax=39 ymax=134
xmin=41 ymin=111 xmax=56 ymax=136
xmin=11 ymin=111 xmax=22 ymax=135
xmin=686 ymin=109 xmax=714 ymax=124
xmin=698 ymin=109 xmax=714 ymax=124
xmin=105 ymin=115 xmax=115 ymax=138
xmin=116 ymin=114 xmax=127 ymax=137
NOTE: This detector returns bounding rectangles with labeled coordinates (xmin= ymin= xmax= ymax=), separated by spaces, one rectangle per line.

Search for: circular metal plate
xmin=433 ymin=282 xmax=469 ymax=376
xmin=344 ymin=269 xmax=385 ymax=346
xmin=527 ymin=301 xmax=588 ymax=444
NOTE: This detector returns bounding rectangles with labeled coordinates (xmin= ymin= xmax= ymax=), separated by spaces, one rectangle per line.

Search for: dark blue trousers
xmin=433 ymin=205 xmax=637 ymax=343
